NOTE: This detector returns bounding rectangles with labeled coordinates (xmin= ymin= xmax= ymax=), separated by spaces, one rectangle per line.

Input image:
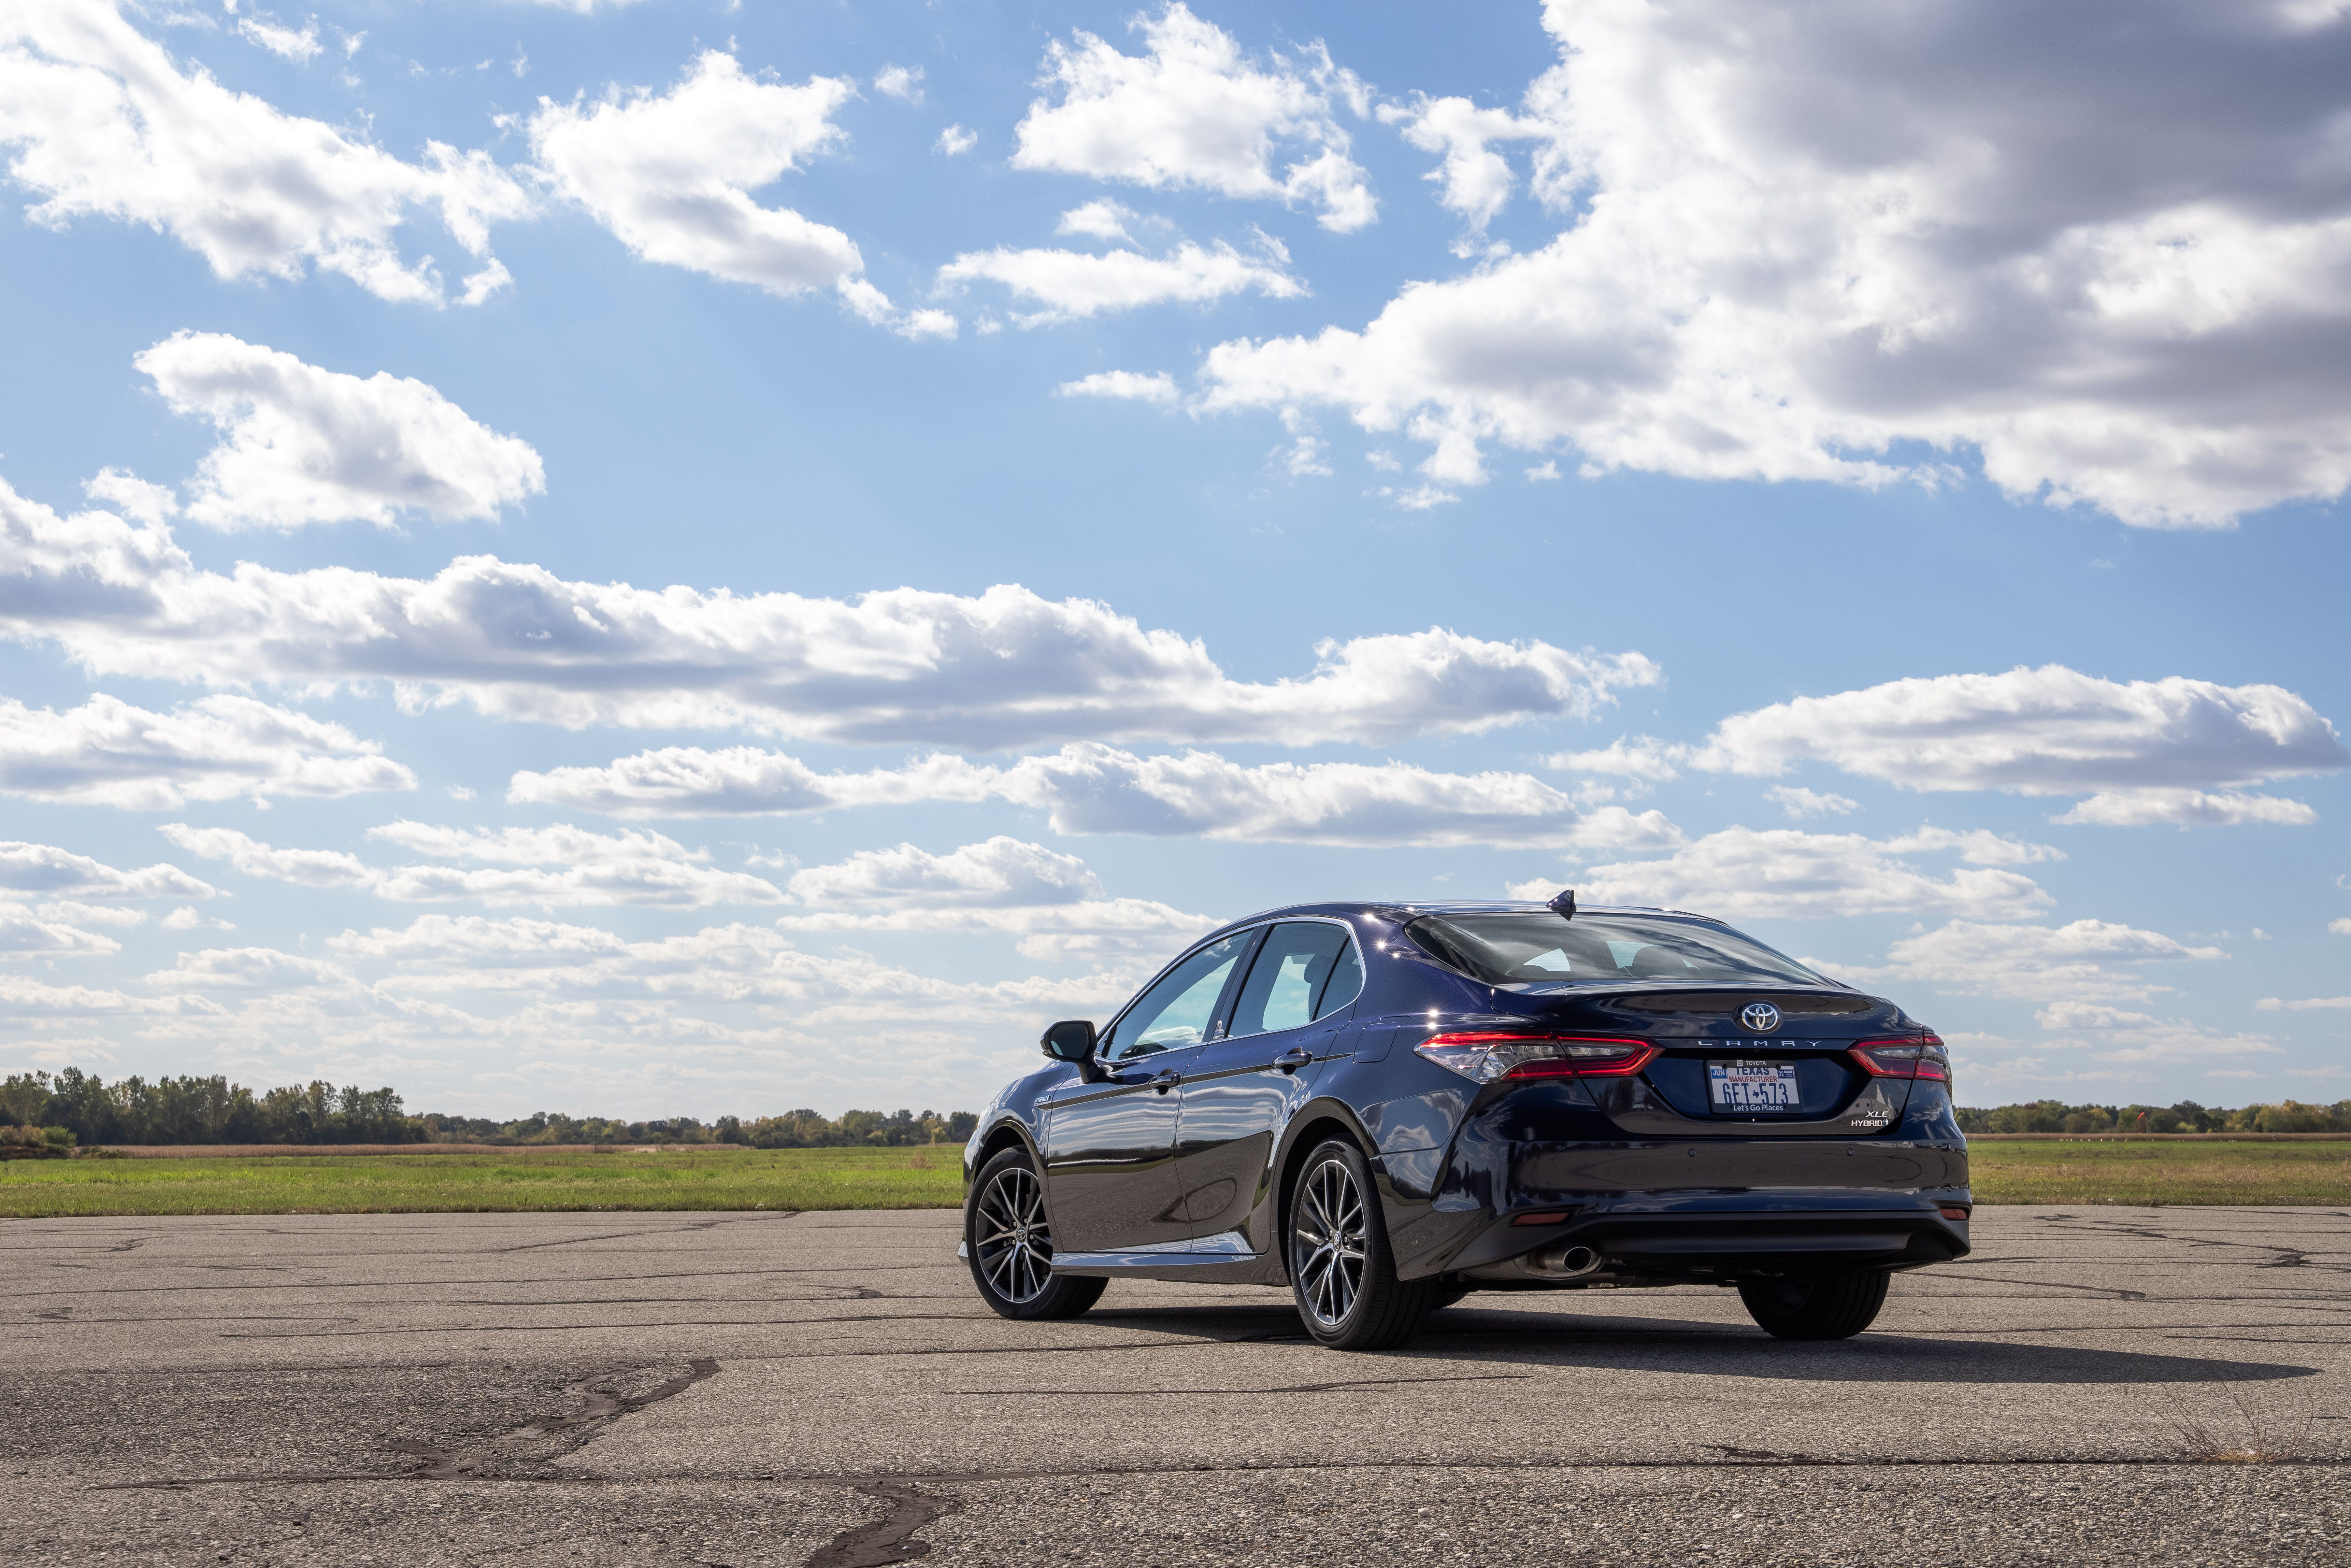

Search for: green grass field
xmin=1967 ymin=1138 xmax=2351 ymax=1205
xmin=0 ymin=1145 xmax=966 ymax=1218
xmin=1 ymin=1138 xmax=2344 ymax=1218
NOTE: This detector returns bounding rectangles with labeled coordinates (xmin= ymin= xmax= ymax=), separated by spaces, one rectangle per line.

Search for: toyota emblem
xmin=1739 ymin=1001 xmax=1782 ymax=1033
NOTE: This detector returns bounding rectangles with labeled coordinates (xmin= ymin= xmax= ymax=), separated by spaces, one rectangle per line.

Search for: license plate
xmin=1709 ymin=1060 xmax=1799 ymax=1112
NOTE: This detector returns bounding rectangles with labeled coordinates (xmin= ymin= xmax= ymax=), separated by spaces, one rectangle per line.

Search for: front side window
xmin=1405 ymin=913 xmax=1825 ymax=988
xmin=1101 ymin=933 xmax=1250 ymax=1062
xmin=1229 ymin=922 xmax=1362 ymax=1038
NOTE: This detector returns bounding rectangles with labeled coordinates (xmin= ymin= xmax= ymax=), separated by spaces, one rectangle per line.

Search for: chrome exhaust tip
xmin=1537 ymin=1242 xmax=1605 ymax=1278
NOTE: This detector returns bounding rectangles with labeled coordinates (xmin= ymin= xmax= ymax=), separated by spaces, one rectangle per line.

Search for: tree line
xmin=0 ymin=1068 xmax=977 ymax=1149
xmin=12 ymin=1067 xmax=2351 ymax=1149
xmin=1955 ymin=1098 xmax=2351 ymax=1134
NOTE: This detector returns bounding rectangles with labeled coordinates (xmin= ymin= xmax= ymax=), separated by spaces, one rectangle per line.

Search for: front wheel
xmin=965 ymin=1147 xmax=1107 ymax=1321
xmin=1287 ymin=1138 xmax=1433 ymax=1351
xmin=1737 ymin=1269 xmax=1889 ymax=1340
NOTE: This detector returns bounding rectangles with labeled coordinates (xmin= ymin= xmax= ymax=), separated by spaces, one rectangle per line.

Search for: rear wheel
xmin=1287 ymin=1138 xmax=1433 ymax=1351
xmin=965 ymin=1147 xmax=1107 ymax=1321
xmin=1737 ymin=1269 xmax=1889 ymax=1340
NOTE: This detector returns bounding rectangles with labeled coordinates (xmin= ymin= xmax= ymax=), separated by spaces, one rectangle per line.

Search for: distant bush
xmin=1955 ymin=1099 xmax=2351 ymax=1134
xmin=0 ymin=1124 xmax=75 ymax=1160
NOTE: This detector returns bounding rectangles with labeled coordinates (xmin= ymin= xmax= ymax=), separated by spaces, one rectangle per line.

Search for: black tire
xmin=1430 ymin=1283 xmax=1473 ymax=1310
xmin=965 ymin=1147 xmax=1107 ymax=1321
xmin=1286 ymin=1138 xmax=1433 ymax=1351
xmin=1737 ymin=1269 xmax=1889 ymax=1340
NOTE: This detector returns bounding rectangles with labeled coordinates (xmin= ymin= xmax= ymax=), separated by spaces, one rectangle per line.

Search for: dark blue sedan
xmin=961 ymin=897 xmax=1970 ymax=1350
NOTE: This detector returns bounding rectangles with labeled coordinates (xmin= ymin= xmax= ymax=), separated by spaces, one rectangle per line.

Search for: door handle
xmin=1150 ymin=1069 xmax=1182 ymax=1094
xmin=1273 ymin=1047 xmax=1313 ymax=1074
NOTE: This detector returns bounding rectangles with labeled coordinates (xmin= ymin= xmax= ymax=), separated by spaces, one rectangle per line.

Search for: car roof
xmin=1215 ymin=900 xmax=1729 ymax=929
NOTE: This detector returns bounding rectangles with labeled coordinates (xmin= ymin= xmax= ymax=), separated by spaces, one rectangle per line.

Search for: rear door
xmin=1175 ymin=921 xmax=1363 ymax=1251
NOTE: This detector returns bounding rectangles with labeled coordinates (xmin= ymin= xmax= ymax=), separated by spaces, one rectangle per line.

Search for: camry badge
xmin=1739 ymin=1001 xmax=1782 ymax=1033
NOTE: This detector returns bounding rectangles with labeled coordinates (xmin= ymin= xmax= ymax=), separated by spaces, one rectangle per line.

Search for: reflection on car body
xmin=962 ymin=900 xmax=1970 ymax=1350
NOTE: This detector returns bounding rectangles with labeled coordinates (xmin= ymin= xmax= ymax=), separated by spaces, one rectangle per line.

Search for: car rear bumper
xmin=1445 ymin=1203 xmax=1970 ymax=1279
xmin=1385 ymin=1133 xmax=1973 ymax=1281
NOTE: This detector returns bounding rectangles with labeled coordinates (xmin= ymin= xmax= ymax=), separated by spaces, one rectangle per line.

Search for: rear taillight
xmin=1413 ymin=1032 xmax=1658 ymax=1083
xmin=1850 ymin=1034 xmax=1949 ymax=1082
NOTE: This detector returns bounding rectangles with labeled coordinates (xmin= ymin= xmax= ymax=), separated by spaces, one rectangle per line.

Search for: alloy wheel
xmin=1292 ymin=1156 xmax=1368 ymax=1328
xmin=974 ymin=1164 xmax=1054 ymax=1304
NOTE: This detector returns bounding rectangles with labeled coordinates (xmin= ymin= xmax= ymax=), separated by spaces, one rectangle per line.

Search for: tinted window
xmin=1406 ymin=914 xmax=1824 ymax=987
xmin=1229 ymin=922 xmax=1360 ymax=1038
xmin=1102 ymin=934 xmax=1249 ymax=1062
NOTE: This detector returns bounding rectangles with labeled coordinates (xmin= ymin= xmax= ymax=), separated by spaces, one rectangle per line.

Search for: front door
xmin=1175 ymin=921 xmax=1364 ymax=1252
xmin=1039 ymin=931 xmax=1254 ymax=1253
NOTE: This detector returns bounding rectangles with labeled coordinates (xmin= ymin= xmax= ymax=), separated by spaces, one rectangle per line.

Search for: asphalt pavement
xmin=4 ymin=1204 xmax=2347 ymax=1565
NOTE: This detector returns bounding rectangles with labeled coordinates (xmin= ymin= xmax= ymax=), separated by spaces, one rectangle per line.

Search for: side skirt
xmin=1048 ymin=1251 xmax=1278 ymax=1283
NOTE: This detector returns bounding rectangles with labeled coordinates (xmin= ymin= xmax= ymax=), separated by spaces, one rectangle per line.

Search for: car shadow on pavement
xmin=1074 ymin=1300 xmax=2320 ymax=1385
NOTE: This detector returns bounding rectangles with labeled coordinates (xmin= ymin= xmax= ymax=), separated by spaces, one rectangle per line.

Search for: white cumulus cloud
xmin=2052 ymin=790 xmax=2320 ymax=828
xmin=528 ymin=50 xmax=945 ymax=338
xmin=1828 ymin=919 xmax=2229 ymax=1005
xmin=36 ymin=900 xmax=147 ymax=928
xmin=145 ymin=945 xmax=352 ymax=989
xmin=510 ymin=748 xmax=996 ymax=817
xmin=135 ymin=332 xmax=545 ymax=531
xmin=1012 ymin=3 xmax=1374 ymax=233
xmin=0 ymin=479 xmax=1660 ymax=744
xmin=937 ymin=238 xmax=1302 ymax=323
xmin=1524 ymin=825 xmax=2061 ymax=921
xmin=0 ymin=0 xmax=530 ymax=304
xmin=786 ymin=836 xmax=1100 ymax=908
xmin=328 ymin=912 xmax=631 ymax=966
xmin=157 ymin=824 xmax=375 ymax=888
xmin=873 ymin=64 xmax=923 ymax=103
xmin=364 ymin=820 xmax=783 ymax=909
xmin=0 ymin=905 xmax=121 ymax=959
xmin=516 ymin=740 xmax=1684 ymax=850
xmin=1693 ymin=666 xmax=2345 ymax=823
xmin=772 ymin=837 xmax=1216 ymax=957
xmin=237 ymin=16 xmax=321 ymax=64
xmin=1766 ymin=786 xmax=1859 ymax=820
xmin=1199 ymin=0 xmax=2351 ymax=525
xmin=1058 ymin=370 xmax=1181 ymax=404
xmin=1378 ymin=92 xmax=1554 ymax=249
xmin=0 ymin=692 xmax=414 ymax=809
xmin=0 ymin=841 xmax=215 ymax=901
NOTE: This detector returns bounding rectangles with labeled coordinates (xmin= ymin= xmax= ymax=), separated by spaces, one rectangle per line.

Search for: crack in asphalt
xmin=944 ymin=1373 xmax=1536 ymax=1395
xmin=0 ymin=1262 xmax=956 ymax=1300
xmin=491 ymin=1219 xmax=770 ymax=1254
xmin=1917 ymin=1273 xmax=2150 ymax=1301
xmin=806 ymin=1481 xmax=958 ymax=1568
xmin=2029 ymin=1214 xmax=2351 ymax=1280
xmin=91 ymin=1451 xmax=2351 ymax=1494
xmin=96 ymin=1357 xmax=725 ymax=1491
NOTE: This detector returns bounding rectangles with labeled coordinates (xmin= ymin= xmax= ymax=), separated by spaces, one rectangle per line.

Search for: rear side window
xmin=1228 ymin=922 xmax=1361 ymax=1038
xmin=1101 ymin=933 xmax=1250 ymax=1062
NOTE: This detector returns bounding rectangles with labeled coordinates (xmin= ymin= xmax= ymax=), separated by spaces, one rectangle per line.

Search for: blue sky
xmin=0 ymin=0 xmax=2345 ymax=1116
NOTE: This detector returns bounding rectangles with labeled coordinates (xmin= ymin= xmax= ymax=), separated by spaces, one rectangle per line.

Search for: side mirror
xmin=1040 ymin=1020 xmax=1097 ymax=1063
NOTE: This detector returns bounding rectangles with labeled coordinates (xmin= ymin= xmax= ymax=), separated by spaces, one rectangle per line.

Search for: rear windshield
xmin=1405 ymin=913 xmax=1827 ymax=988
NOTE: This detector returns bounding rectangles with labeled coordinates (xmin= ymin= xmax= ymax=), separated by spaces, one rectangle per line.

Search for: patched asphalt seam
xmin=805 ymin=1481 xmax=959 ymax=1568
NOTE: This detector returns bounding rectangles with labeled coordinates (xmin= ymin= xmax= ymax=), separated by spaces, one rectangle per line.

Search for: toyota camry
xmin=960 ymin=896 xmax=1970 ymax=1351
